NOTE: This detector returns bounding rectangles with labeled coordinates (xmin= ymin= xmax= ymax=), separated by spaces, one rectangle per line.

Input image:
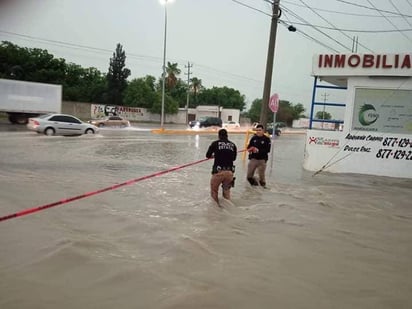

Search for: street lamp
xmin=160 ymin=0 xmax=174 ymax=129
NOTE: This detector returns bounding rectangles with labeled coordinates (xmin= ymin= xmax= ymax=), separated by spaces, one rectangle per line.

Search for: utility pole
xmin=184 ymin=62 xmax=192 ymax=125
xmin=351 ymin=36 xmax=359 ymax=53
xmin=260 ymin=0 xmax=281 ymax=129
xmin=321 ymin=92 xmax=329 ymax=129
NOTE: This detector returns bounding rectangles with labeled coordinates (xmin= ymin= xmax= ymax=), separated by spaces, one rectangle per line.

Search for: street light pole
xmin=160 ymin=0 xmax=169 ymax=129
xmin=260 ymin=0 xmax=280 ymax=129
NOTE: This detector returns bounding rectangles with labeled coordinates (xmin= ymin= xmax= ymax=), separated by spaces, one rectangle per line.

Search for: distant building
xmin=187 ymin=105 xmax=240 ymax=124
xmin=85 ymin=103 xmax=240 ymax=125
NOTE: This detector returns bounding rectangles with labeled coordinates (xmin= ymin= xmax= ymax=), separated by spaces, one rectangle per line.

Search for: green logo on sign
xmin=359 ymin=104 xmax=379 ymax=126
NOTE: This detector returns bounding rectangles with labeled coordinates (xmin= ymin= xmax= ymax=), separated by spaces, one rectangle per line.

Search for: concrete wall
xmin=62 ymin=101 xmax=241 ymax=124
xmin=62 ymin=101 xmax=92 ymax=120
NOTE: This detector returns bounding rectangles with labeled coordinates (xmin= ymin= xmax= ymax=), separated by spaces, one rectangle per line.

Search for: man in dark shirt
xmin=247 ymin=124 xmax=271 ymax=187
xmin=206 ymin=129 xmax=237 ymax=204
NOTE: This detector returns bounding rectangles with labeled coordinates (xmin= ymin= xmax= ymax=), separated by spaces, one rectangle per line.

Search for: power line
xmin=231 ymin=0 xmax=411 ymax=50
xmin=366 ymin=0 xmax=412 ymax=45
xmin=282 ymin=0 xmax=412 ymax=18
xmin=0 ymin=29 xmax=265 ymax=88
xmin=278 ymin=21 xmax=412 ymax=33
xmin=194 ymin=63 xmax=263 ymax=83
xmin=279 ymin=10 xmax=340 ymax=52
xmin=298 ymin=0 xmax=374 ymax=52
xmin=336 ymin=0 xmax=412 ymax=17
xmin=231 ymin=0 xmax=346 ymax=52
xmin=230 ymin=0 xmax=271 ymax=16
xmin=281 ymin=4 xmax=352 ymax=51
xmin=0 ymin=30 xmax=162 ymax=63
xmin=278 ymin=19 xmax=340 ymax=52
xmin=389 ymin=0 xmax=412 ymax=28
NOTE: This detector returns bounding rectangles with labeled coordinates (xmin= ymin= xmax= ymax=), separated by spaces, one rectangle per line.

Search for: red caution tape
xmin=0 ymin=157 xmax=211 ymax=222
xmin=1 ymin=149 xmax=246 ymax=223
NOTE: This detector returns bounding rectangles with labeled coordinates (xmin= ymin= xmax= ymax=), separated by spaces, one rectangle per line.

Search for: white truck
xmin=0 ymin=78 xmax=62 ymax=124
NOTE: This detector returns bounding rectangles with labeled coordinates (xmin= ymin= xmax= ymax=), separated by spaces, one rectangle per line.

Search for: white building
xmin=303 ymin=53 xmax=412 ymax=179
xmin=89 ymin=104 xmax=240 ymax=125
xmin=187 ymin=105 xmax=240 ymax=123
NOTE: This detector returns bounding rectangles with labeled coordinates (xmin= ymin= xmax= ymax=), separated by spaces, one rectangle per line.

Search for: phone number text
xmin=382 ymin=137 xmax=411 ymax=148
xmin=376 ymin=149 xmax=412 ymax=160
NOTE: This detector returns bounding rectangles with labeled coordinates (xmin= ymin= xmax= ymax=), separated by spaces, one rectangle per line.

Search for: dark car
xmin=199 ymin=117 xmax=222 ymax=128
xmin=252 ymin=122 xmax=281 ymax=136
xmin=274 ymin=122 xmax=286 ymax=129
xmin=188 ymin=120 xmax=198 ymax=128
xmin=266 ymin=123 xmax=282 ymax=136
xmin=189 ymin=117 xmax=222 ymax=128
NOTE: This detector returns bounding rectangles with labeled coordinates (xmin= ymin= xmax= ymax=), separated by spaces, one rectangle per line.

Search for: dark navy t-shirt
xmin=206 ymin=139 xmax=237 ymax=170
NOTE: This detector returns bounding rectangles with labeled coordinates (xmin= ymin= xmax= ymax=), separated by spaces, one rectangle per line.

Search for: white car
xmin=27 ymin=113 xmax=99 ymax=136
xmin=223 ymin=121 xmax=240 ymax=129
xmin=88 ymin=116 xmax=130 ymax=128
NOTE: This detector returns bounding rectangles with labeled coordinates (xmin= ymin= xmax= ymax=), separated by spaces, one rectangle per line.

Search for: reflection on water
xmin=0 ymin=127 xmax=411 ymax=309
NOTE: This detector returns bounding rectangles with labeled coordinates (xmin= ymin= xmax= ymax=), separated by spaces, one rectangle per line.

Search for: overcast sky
xmin=0 ymin=0 xmax=411 ymax=114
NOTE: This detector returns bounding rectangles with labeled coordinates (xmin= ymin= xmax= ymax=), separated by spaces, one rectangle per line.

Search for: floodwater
xmin=0 ymin=124 xmax=411 ymax=309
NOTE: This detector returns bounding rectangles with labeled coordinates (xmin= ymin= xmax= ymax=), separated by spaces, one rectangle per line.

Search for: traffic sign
xmin=269 ymin=93 xmax=279 ymax=113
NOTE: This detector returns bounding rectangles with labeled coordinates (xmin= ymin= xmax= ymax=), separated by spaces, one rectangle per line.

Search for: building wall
xmin=303 ymin=76 xmax=412 ymax=179
xmin=62 ymin=101 xmax=240 ymax=124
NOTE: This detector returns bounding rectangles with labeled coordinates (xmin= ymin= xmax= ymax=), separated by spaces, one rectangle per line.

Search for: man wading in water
xmin=206 ymin=129 xmax=237 ymax=205
xmin=246 ymin=124 xmax=271 ymax=187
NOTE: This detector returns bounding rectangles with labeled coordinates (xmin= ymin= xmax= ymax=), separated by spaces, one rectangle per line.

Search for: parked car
xmin=266 ymin=123 xmax=282 ymax=136
xmin=223 ymin=121 xmax=240 ymax=129
xmin=88 ymin=116 xmax=130 ymax=128
xmin=274 ymin=122 xmax=287 ymax=128
xmin=252 ymin=122 xmax=281 ymax=136
xmin=27 ymin=113 xmax=98 ymax=136
xmin=189 ymin=117 xmax=222 ymax=128
xmin=188 ymin=119 xmax=198 ymax=128
xmin=199 ymin=117 xmax=222 ymax=128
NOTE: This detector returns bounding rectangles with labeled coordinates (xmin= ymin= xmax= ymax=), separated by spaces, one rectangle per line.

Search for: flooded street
xmin=0 ymin=125 xmax=411 ymax=309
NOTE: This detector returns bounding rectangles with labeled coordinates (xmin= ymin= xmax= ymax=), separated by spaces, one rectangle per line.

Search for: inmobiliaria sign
xmin=312 ymin=53 xmax=412 ymax=76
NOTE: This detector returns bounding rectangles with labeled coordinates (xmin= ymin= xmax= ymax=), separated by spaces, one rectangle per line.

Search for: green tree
xmin=0 ymin=41 xmax=66 ymax=84
xmin=276 ymin=100 xmax=294 ymax=125
xmin=165 ymin=61 xmax=181 ymax=90
xmin=64 ymin=64 xmax=106 ymax=102
xmin=169 ymin=79 xmax=188 ymax=108
xmin=150 ymin=93 xmax=179 ymax=114
xmin=189 ymin=77 xmax=203 ymax=107
xmin=315 ymin=110 xmax=332 ymax=120
xmin=248 ymin=99 xmax=262 ymax=122
xmin=124 ymin=75 xmax=159 ymax=108
xmin=197 ymin=86 xmax=246 ymax=111
xmin=0 ymin=41 xmax=107 ymax=102
xmin=291 ymin=103 xmax=305 ymax=120
xmin=106 ymin=43 xmax=131 ymax=106
xmin=247 ymin=99 xmax=306 ymax=126
xmin=0 ymin=41 xmax=22 ymax=78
